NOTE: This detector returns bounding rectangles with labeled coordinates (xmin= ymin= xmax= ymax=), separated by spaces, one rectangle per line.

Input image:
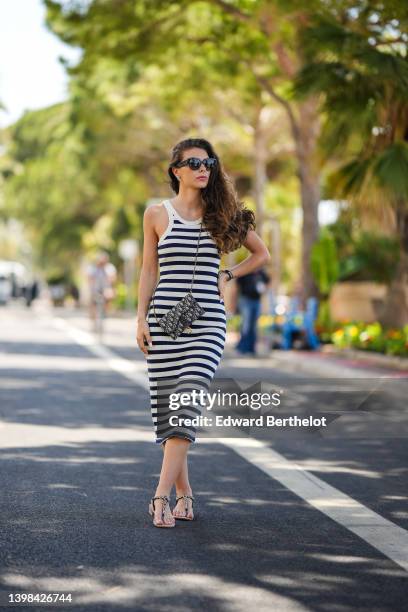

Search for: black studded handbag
xmin=149 ymin=223 xmax=206 ymax=340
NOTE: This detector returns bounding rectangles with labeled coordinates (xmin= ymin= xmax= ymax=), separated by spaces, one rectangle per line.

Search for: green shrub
xmin=331 ymin=321 xmax=408 ymax=357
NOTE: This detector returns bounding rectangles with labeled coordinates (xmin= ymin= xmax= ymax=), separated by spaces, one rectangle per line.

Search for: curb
xmin=224 ymin=332 xmax=408 ymax=376
xmin=320 ymin=345 xmax=408 ymax=371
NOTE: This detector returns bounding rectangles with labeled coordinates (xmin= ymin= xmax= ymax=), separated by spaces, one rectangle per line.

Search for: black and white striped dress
xmin=146 ymin=199 xmax=226 ymax=445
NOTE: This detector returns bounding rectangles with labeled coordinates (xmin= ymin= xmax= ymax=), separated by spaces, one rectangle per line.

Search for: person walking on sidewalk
xmin=87 ymin=251 xmax=117 ymax=331
xmin=136 ymin=137 xmax=271 ymax=527
xmin=235 ymin=267 xmax=271 ymax=355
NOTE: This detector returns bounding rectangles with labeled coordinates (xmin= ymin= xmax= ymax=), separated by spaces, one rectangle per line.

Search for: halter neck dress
xmin=146 ymin=199 xmax=227 ymax=445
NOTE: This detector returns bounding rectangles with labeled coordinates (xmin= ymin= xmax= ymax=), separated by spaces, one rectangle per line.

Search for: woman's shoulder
xmin=144 ymin=201 xmax=168 ymax=220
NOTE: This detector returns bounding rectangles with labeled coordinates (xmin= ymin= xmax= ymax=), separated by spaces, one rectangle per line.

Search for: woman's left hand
xmin=217 ymin=272 xmax=229 ymax=300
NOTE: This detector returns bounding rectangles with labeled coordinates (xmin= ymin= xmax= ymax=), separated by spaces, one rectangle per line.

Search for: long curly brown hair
xmin=167 ymin=138 xmax=256 ymax=255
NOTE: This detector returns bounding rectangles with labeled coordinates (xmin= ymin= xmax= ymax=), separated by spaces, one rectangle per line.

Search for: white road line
xmin=52 ymin=317 xmax=150 ymax=389
xmin=221 ymin=437 xmax=408 ymax=573
xmin=52 ymin=316 xmax=408 ymax=573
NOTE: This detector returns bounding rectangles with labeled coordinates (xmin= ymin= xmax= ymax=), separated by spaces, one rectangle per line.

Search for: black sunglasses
xmin=173 ymin=157 xmax=217 ymax=171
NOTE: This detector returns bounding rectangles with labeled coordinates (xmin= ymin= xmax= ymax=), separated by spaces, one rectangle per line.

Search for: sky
xmin=0 ymin=0 xmax=81 ymax=128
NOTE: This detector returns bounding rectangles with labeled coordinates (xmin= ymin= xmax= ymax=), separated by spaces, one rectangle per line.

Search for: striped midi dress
xmin=146 ymin=199 xmax=227 ymax=445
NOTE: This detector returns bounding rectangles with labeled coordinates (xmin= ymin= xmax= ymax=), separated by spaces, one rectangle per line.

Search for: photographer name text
xmin=168 ymin=415 xmax=327 ymax=428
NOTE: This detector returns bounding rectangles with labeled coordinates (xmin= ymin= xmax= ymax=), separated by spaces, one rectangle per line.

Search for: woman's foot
xmin=172 ymin=492 xmax=194 ymax=520
xmin=149 ymin=495 xmax=176 ymax=527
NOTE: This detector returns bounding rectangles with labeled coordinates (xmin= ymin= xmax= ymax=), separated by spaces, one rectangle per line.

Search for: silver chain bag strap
xmin=149 ymin=222 xmax=206 ymax=340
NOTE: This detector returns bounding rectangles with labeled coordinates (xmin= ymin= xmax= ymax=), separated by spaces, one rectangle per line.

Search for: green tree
xmin=295 ymin=2 xmax=408 ymax=325
xmin=3 ymin=103 xmax=99 ymax=275
xmin=44 ymin=0 xmax=325 ymax=303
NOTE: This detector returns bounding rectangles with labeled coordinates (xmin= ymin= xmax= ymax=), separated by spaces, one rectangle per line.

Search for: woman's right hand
xmin=136 ymin=319 xmax=153 ymax=355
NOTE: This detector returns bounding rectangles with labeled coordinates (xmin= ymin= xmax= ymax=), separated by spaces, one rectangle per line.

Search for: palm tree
xmin=295 ymin=5 xmax=408 ymax=326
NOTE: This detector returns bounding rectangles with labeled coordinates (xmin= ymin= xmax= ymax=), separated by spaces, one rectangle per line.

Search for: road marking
xmin=220 ymin=436 xmax=408 ymax=573
xmin=52 ymin=316 xmax=408 ymax=573
xmin=52 ymin=317 xmax=149 ymax=389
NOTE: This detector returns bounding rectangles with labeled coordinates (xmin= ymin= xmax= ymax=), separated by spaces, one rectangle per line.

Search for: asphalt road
xmin=0 ymin=300 xmax=407 ymax=612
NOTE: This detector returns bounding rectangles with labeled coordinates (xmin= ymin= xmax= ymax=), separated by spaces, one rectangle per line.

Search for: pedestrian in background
xmin=86 ymin=251 xmax=117 ymax=329
xmin=25 ymin=279 xmax=39 ymax=308
xmin=235 ymin=267 xmax=271 ymax=355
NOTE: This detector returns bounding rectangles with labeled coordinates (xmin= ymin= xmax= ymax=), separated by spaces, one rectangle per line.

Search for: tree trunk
xmin=294 ymin=97 xmax=321 ymax=307
xmin=380 ymin=206 xmax=408 ymax=327
xmin=248 ymin=67 xmax=321 ymax=307
xmin=252 ymin=104 xmax=268 ymax=236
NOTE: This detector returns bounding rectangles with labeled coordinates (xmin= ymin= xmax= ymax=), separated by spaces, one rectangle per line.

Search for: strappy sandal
xmin=148 ymin=495 xmax=175 ymax=528
xmin=172 ymin=494 xmax=195 ymax=521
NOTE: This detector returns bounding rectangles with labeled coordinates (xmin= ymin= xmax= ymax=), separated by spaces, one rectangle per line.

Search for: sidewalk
xmin=226 ymin=330 xmax=408 ymax=378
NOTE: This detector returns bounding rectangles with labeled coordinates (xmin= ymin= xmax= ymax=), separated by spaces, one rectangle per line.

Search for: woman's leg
xmin=172 ymin=452 xmax=194 ymax=519
xmin=162 ymin=442 xmax=193 ymax=488
xmin=152 ymin=437 xmax=190 ymax=525
xmin=159 ymin=441 xmax=194 ymax=519
xmin=174 ymin=453 xmax=190 ymax=492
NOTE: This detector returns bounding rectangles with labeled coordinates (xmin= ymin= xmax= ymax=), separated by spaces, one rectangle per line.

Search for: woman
xmin=136 ymin=138 xmax=271 ymax=527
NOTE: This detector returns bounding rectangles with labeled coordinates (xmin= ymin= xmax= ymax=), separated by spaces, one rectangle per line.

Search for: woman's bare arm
xmin=218 ymin=229 xmax=271 ymax=298
xmin=136 ymin=204 xmax=162 ymax=354
xmin=222 ymin=230 xmax=271 ymax=280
